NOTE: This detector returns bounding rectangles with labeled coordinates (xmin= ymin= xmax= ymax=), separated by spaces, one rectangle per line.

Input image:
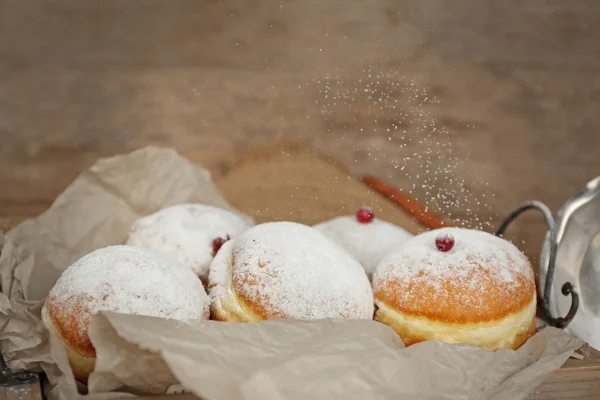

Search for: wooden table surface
xmin=1 ymin=0 xmax=600 ymax=264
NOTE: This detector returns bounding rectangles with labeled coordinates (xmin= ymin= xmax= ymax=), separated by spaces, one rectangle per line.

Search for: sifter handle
xmin=495 ymin=200 xmax=579 ymax=329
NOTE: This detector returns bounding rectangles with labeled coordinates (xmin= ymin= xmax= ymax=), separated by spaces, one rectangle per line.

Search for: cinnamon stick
xmin=361 ymin=175 xmax=451 ymax=230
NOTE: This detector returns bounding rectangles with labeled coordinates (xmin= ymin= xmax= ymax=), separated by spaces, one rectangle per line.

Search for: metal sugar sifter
xmin=495 ymin=176 xmax=600 ymax=349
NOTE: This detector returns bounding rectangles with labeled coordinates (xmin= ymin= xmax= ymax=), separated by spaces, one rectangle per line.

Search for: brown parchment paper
xmin=0 ymin=146 xmax=585 ymax=400
xmin=86 ymin=312 xmax=583 ymax=400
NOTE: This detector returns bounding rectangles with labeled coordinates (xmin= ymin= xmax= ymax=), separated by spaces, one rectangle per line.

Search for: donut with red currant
xmin=372 ymin=227 xmax=537 ymax=350
xmin=314 ymin=207 xmax=413 ymax=280
xmin=126 ymin=204 xmax=252 ymax=284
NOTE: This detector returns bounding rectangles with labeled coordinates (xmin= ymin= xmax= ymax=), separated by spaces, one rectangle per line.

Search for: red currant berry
xmin=212 ymin=234 xmax=231 ymax=254
xmin=356 ymin=207 xmax=375 ymax=224
xmin=435 ymin=232 xmax=454 ymax=252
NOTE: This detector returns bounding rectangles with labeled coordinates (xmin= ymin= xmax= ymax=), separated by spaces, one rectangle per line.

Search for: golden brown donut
xmin=42 ymin=245 xmax=210 ymax=382
xmin=372 ymin=227 xmax=537 ymax=350
xmin=207 ymin=221 xmax=374 ymax=322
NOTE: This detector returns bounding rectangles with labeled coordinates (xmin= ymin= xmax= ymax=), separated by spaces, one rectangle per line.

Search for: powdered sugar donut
xmin=372 ymin=227 xmax=537 ymax=350
xmin=41 ymin=245 xmax=210 ymax=382
xmin=208 ymin=221 xmax=374 ymax=322
xmin=126 ymin=204 xmax=252 ymax=283
xmin=314 ymin=208 xmax=413 ymax=279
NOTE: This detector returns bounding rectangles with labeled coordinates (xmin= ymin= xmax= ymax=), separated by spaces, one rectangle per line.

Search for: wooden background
xmin=1 ymin=0 xmax=600 ymax=260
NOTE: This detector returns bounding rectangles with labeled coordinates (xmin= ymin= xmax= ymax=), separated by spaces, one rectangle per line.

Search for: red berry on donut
xmin=356 ymin=207 xmax=375 ymax=224
xmin=212 ymin=234 xmax=231 ymax=254
xmin=435 ymin=233 xmax=455 ymax=252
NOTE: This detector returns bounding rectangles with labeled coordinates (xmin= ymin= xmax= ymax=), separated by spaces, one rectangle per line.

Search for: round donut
xmin=314 ymin=208 xmax=413 ymax=280
xmin=126 ymin=204 xmax=252 ymax=284
xmin=41 ymin=245 xmax=210 ymax=382
xmin=208 ymin=221 xmax=374 ymax=322
xmin=372 ymin=227 xmax=537 ymax=350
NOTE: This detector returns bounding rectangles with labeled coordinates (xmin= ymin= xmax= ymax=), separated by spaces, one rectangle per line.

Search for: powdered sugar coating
xmin=47 ymin=245 xmax=209 ymax=344
xmin=314 ymin=216 xmax=413 ymax=279
xmin=207 ymin=239 xmax=234 ymax=298
xmin=210 ymin=221 xmax=374 ymax=320
xmin=126 ymin=204 xmax=252 ymax=281
xmin=373 ymin=227 xmax=535 ymax=313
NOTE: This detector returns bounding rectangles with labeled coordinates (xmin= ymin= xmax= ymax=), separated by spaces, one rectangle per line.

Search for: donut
xmin=372 ymin=227 xmax=537 ymax=350
xmin=314 ymin=207 xmax=413 ymax=280
xmin=126 ymin=204 xmax=252 ymax=284
xmin=41 ymin=245 xmax=210 ymax=382
xmin=208 ymin=221 xmax=374 ymax=322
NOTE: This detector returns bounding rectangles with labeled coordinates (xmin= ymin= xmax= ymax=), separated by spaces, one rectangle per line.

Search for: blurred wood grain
xmin=1 ymin=0 xmax=599 ymax=262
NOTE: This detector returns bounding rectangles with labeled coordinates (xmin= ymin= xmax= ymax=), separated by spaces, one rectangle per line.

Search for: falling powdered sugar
xmin=313 ymin=67 xmax=497 ymax=231
xmin=220 ymin=221 xmax=374 ymax=320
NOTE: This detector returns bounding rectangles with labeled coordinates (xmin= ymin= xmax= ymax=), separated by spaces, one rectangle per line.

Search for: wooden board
xmin=531 ymin=346 xmax=600 ymax=400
